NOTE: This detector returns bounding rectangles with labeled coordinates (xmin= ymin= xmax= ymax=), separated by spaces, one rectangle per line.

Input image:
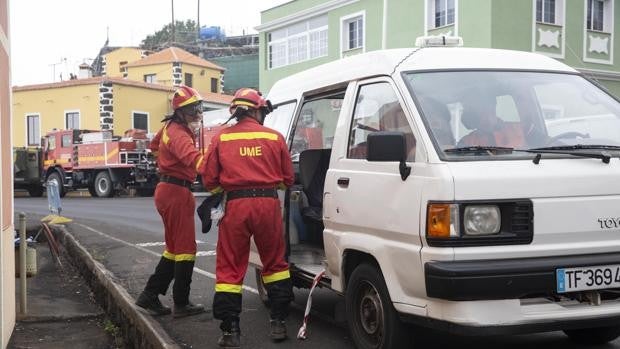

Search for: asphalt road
xmin=15 ymin=195 xmax=620 ymax=349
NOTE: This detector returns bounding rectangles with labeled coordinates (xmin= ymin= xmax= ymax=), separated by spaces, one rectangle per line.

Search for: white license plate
xmin=556 ymin=264 xmax=620 ymax=293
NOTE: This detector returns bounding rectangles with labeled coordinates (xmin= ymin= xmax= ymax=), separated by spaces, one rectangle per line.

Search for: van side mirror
xmin=366 ymin=131 xmax=411 ymax=181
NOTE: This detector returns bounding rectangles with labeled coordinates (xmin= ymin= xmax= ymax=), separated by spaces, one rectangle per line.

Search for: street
xmin=15 ymin=195 xmax=620 ymax=348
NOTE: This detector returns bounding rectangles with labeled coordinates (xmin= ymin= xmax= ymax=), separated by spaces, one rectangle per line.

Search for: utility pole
xmin=197 ymin=0 xmax=200 ymax=42
xmin=171 ymin=0 xmax=175 ymax=45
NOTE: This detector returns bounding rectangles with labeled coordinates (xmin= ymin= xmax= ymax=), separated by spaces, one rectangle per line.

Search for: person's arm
xmin=167 ymin=127 xmax=204 ymax=172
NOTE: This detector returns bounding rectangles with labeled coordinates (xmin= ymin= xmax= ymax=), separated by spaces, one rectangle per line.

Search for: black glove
xmin=197 ymin=192 xmax=223 ymax=234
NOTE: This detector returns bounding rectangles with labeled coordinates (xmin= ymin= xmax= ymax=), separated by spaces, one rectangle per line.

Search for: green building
xmin=210 ymin=54 xmax=259 ymax=93
xmin=257 ymin=0 xmax=620 ymax=96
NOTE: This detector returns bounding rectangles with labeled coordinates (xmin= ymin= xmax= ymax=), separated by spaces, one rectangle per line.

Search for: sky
xmin=9 ymin=0 xmax=290 ymax=86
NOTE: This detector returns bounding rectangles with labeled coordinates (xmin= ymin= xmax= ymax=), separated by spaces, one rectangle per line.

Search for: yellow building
xmin=1 ymin=0 xmax=15 ymax=345
xmin=98 ymin=47 xmax=150 ymax=78
xmin=124 ymin=46 xmax=224 ymax=93
xmin=12 ymin=77 xmax=232 ymax=147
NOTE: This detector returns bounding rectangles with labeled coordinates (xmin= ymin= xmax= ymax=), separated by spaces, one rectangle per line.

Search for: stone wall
xmin=99 ymin=81 xmax=114 ymax=130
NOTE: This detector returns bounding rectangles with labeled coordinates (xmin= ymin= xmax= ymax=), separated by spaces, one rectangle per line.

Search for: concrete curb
xmin=53 ymin=224 xmax=181 ymax=349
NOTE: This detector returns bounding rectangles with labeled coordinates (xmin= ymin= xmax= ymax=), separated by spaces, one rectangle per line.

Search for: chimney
xmin=78 ymin=63 xmax=92 ymax=79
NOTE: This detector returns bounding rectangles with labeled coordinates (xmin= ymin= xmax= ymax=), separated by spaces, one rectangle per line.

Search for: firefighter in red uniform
xmin=135 ymin=85 xmax=206 ymax=318
xmin=202 ymin=88 xmax=294 ymax=348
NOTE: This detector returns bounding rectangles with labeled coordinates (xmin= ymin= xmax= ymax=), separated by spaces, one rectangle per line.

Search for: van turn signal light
xmin=427 ymin=203 xmax=454 ymax=238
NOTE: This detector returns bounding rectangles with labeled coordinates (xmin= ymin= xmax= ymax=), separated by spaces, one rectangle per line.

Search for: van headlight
xmin=426 ymin=200 xmax=533 ymax=247
xmin=463 ymin=205 xmax=500 ymax=235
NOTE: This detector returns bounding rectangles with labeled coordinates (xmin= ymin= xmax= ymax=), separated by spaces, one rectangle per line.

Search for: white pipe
xmin=18 ymin=212 xmax=27 ymax=315
xmin=382 ymin=0 xmax=388 ymax=49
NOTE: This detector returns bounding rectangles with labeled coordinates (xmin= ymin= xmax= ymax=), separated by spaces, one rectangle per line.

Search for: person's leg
xmin=214 ymin=199 xmax=251 ymax=347
xmin=251 ymin=198 xmax=293 ymax=341
xmin=136 ymin=183 xmax=175 ymax=315
xmin=170 ymin=188 xmax=204 ymax=318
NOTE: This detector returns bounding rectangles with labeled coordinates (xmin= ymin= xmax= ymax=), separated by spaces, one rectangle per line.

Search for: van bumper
xmin=425 ymin=252 xmax=620 ymax=301
xmin=399 ymin=312 xmax=620 ymax=336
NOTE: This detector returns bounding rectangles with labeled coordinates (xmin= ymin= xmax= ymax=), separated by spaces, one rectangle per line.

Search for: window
xmin=434 ymin=0 xmax=455 ymax=28
xmin=343 ymin=15 xmax=364 ymax=51
xmin=119 ymin=61 xmax=128 ymax=73
xmin=184 ymin=73 xmax=193 ymax=87
xmin=290 ymin=91 xmax=344 ymax=159
xmin=65 ymin=111 xmax=79 ymax=129
xmin=587 ymin=0 xmax=611 ymax=32
xmin=61 ymin=134 xmax=72 ymax=147
xmin=27 ymin=114 xmax=40 ymax=146
xmin=144 ymin=74 xmax=156 ymax=83
xmin=536 ymin=0 xmax=556 ymax=24
xmin=268 ymin=16 xmax=328 ymax=69
xmin=211 ymin=77 xmax=218 ymax=93
xmin=133 ymin=112 xmax=148 ymax=131
xmin=47 ymin=135 xmax=56 ymax=151
xmin=263 ymin=102 xmax=297 ymax=137
xmin=348 ymin=83 xmax=416 ymax=161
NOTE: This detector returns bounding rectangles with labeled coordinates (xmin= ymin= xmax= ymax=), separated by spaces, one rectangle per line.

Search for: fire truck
xmin=40 ymin=128 xmax=158 ymax=197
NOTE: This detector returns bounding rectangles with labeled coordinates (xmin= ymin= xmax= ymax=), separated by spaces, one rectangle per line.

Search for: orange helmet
xmin=172 ymin=85 xmax=203 ymax=110
xmin=229 ymin=88 xmax=271 ymax=114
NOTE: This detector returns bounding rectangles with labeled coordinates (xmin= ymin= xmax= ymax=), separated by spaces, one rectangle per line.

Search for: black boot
xmin=270 ymin=319 xmax=287 ymax=341
xmin=173 ymin=302 xmax=205 ymax=318
xmin=135 ymin=291 xmax=171 ymax=316
xmin=218 ymin=321 xmax=241 ymax=348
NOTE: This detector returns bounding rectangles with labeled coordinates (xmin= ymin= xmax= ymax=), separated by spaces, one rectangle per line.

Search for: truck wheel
xmin=254 ymin=267 xmax=271 ymax=307
xmin=94 ymin=171 xmax=114 ymax=198
xmin=27 ymin=185 xmax=44 ymax=197
xmin=564 ymin=326 xmax=620 ymax=345
xmin=46 ymin=172 xmax=66 ymax=198
xmin=346 ymin=263 xmax=409 ymax=349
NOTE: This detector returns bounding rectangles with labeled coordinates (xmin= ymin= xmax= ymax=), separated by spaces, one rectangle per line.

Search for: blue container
xmin=200 ymin=26 xmax=225 ymax=41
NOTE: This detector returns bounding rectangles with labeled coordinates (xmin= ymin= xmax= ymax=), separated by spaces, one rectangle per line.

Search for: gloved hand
xmin=196 ymin=192 xmax=223 ymax=234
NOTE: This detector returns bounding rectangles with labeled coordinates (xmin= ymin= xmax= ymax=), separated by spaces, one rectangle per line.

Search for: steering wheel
xmin=546 ymin=131 xmax=589 ymax=145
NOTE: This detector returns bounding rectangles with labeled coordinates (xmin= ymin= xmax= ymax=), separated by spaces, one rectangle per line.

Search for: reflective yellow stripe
xmin=195 ymin=155 xmax=204 ymax=170
xmin=162 ymin=251 xmax=196 ymax=262
xmin=262 ymin=270 xmax=291 ymax=284
xmin=178 ymin=95 xmax=200 ymax=108
xmin=220 ymin=132 xmax=278 ymax=142
xmin=162 ymin=250 xmax=175 ymax=260
xmin=107 ymin=147 xmax=119 ymax=161
xmin=215 ymin=283 xmax=243 ymax=293
xmin=175 ymin=253 xmax=196 ymax=262
xmin=162 ymin=126 xmax=170 ymax=145
xmin=233 ymin=100 xmax=256 ymax=108
xmin=210 ymin=186 xmax=223 ymax=194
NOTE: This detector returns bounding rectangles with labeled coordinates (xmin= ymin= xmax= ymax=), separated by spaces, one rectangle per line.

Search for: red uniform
xmin=141 ymin=121 xmax=205 ymax=307
xmin=202 ymin=116 xmax=294 ymax=325
xmin=154 ymin=121 xmax=204 ymax=257
xmin=459 ymin=121 xmax=526 ymax=148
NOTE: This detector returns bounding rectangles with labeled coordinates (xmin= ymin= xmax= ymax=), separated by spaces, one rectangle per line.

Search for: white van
xmin=250 ymin=37 xmax=620 ymax=348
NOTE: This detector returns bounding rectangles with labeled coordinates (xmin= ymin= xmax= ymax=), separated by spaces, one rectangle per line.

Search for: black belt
xmin=159 ymin=175 xmax=193 ymax=190
xmin=227 ymin=188 xmax=278 ymax=201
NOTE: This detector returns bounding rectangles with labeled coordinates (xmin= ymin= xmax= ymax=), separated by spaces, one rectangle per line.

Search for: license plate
xmin=556 ymin=264 xmax=620 ymax=293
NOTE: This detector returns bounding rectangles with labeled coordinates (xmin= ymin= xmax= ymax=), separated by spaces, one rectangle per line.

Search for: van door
xmin=325 ymin=78 xmax=426 ymax=300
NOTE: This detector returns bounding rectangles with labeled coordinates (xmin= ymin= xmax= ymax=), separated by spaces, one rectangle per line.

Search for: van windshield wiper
xmin=529 ymin=144 xmax=620 ymax=151
xmin=524 ymin=144 xmax=617 ymax=164
xmin=444 ymin=146 xmax=514 ymax=155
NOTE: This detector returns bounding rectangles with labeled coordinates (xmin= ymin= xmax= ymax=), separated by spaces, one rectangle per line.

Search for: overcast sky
xmin=9 ymin=0 xmax=289 ymax=86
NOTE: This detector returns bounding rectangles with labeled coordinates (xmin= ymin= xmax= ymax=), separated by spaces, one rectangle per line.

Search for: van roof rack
xmin=415 ymin=35 xmax=463 ymax=48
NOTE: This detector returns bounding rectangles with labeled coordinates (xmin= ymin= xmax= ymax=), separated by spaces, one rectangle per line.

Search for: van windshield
xmin=404 ymin=71 xmax=620 ymax=160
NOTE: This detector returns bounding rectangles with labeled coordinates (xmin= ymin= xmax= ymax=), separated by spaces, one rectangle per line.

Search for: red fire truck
xmin=41 ymin=128 xmax=158 ymax=197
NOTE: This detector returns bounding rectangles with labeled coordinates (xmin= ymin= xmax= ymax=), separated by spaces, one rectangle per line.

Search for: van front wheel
xmin=564 ymin=325 xmax=620 ymax=345
xmin=346 ymin=263 xmax=409 ymax=349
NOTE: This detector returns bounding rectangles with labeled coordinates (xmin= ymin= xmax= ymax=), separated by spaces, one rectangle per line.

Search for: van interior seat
xmin=298 ymin=148 xmax=331 ymax=243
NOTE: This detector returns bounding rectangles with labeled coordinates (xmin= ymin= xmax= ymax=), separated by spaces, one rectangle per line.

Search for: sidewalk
xmin=8 ymin=215 xmax=119 ymax=349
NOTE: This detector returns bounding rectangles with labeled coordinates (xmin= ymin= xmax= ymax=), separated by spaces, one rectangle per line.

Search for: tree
xmin=141 ymin=20 xmax=199 ymax=50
